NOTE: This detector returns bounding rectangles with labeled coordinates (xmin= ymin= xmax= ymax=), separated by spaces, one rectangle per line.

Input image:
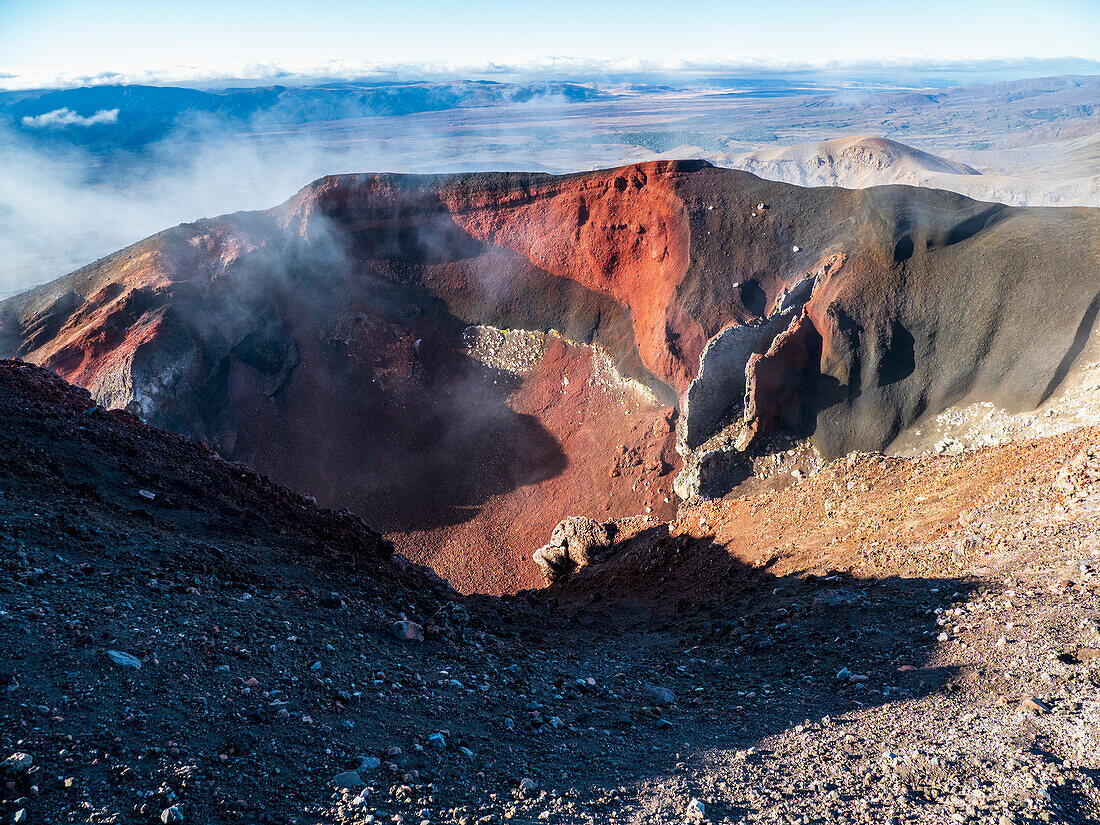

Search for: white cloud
xmin=2 ymin=55 xmax=1099 ymax=92
xmin=21 ymin=108 xmax=120 ymax=128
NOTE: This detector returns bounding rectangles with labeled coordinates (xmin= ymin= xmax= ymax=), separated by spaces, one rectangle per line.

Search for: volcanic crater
xmin=3 ymin=160 xmax=1100 ymax=592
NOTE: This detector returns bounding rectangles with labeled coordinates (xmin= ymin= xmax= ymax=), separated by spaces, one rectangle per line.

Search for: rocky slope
xmin=3 ymin=360 xmax=1100 ymax=825
xmin=3 ymin=161 xmax=1100 ymax=590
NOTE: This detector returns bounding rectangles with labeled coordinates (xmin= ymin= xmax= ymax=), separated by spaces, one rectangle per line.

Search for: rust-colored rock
xmin=738 ymin=311 xmax=823 ymax=451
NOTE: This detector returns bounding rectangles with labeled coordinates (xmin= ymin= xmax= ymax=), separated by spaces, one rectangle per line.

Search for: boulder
xmin=533 ymin=516 xmax=617 ymax=583
xmin=392 ymin=620 xmax=424 ymax=642
xmin=1 ymin=752 xmax=33 ymax=779
xmin=641 ymin=684 xmax=677 ymax=706
xmin=331 ymin=770 xmax=363 ymax=790
xmin=106 ymin=650 xmax=142 ymax=670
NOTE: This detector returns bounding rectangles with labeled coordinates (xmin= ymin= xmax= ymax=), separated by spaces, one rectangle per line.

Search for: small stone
xmin=160 ymin=806 xmax=184 ymax=824
xmin=427 ymin=732 xmax=446 ymax=749
xmin=320 ymin=592 xmax=343 ymax=609
xmin=1018 ymin=697 xmax=1052 ymax=714
xmin=356 ymin=756 xmax=381 ymax=771
xmin=518 ymin=777 xmax=538 ymax=796
xmin=1 ymin=752 xmax=33 ymax=778
xmin=393 ymin=621 xmax=425 ymax=642
xmin=685 ymin=798 xmax=706 ymax=820
xmin=332 ymin=770 xmax=363 ymax=790
xmin=641 ymin=684 xmax=677 ymax=706
xmin=459 ymin=746 xmax=475 ymax=758
xmin=106 ymin=650 xmax=141 ymax=670
xmin=138 ymin=489 xmax=156 ymax=501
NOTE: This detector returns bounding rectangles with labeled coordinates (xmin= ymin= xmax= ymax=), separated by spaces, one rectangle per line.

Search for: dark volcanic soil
xmin=3 ymin=362 xmax=1100 ymax=825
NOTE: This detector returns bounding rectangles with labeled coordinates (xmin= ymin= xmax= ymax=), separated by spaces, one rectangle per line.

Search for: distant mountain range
xmin=2 ymin=74 xmax=1097 ymax=296
xmin=0 ymin=80 xmax=599 ymax=151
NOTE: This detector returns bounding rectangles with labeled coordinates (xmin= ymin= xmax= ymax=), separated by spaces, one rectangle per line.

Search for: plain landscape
xmin=3 ymin=73 xmax=1100 ymax=295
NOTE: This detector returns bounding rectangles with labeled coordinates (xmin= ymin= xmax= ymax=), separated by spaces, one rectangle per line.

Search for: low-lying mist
xmin=0 ymin=127 xmax=326 ymax=296
xmin=4 ymin=71 xmax=1099 ymax=299
xmin=0 ymin=93 xmax=602 ymax=297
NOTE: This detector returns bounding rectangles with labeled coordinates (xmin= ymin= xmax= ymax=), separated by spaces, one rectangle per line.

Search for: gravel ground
xmin=3 ymin=361 xmax=1100 ymax=825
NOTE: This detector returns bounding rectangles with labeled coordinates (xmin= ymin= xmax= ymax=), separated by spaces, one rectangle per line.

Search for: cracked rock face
xmin=678 ymin=256 xmax=843 ymax=451
xmin=675 ymin=260 xmax=838 ymax=500
xmin=677 ymin=312 xmax=794 ymax=454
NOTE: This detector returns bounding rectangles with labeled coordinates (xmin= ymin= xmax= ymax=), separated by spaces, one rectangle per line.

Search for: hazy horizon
xmin=2 ymin=0 xmax=1099 ymax=91
xmin=1 ymin=0 xmax=1098 ymax=296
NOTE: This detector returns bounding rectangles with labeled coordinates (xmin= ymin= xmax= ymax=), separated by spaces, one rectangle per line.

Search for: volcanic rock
xmin=105 ymin=650 xmax=142 ymax=669
xmin=6 ymin=355 xmax=1100 ymax=823
xmin=392 ymin=620 xmax=425 ymax=642
xmin=1018 ymin=697 xmax=1052 ymax=715
xmin=331 ymin=770 xmax=363 ymax=790
xmin=641 ymin=684 xmax=677 ymax=706
xmin=1 ymin=753 xmax=32 ymax=780
xmin=533 ymin=516 xmax=618 ymax=583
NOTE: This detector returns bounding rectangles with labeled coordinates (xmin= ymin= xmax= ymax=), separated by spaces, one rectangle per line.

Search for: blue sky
xmin=1 ymin=0 xmax=1099 ymax=88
